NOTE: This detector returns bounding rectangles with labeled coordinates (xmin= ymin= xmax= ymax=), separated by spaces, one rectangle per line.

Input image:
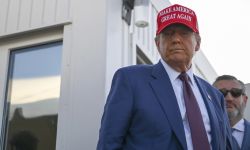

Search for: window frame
xmin=0 ymin=28 xmax=63 ymax=149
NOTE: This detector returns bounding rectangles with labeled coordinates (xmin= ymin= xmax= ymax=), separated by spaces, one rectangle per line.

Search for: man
xmin=97 ymin=4 xmax=232 ymax=150
xmin=213 ymin=75 xmax=250 ymax=150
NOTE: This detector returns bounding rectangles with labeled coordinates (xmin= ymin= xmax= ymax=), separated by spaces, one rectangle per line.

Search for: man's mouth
xmin=226 ymin=104 xmax=234 ymax=109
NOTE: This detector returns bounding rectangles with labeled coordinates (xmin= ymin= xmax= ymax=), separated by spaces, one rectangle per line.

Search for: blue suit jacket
xmin=97 ymin=62 xmax=233 ymax=150
xmin=242 ymin=119 xmax=250 ymax=150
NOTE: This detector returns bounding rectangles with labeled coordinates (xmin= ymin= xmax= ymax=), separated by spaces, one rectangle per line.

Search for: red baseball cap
xmin=156 ymin=4 xmax=199 ymax=35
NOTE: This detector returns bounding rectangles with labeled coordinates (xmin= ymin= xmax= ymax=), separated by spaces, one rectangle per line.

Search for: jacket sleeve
xmin=97 ymin=69 xmax=134 ymax=150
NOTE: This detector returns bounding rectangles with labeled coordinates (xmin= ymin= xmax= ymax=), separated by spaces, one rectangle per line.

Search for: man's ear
xmin=243 ymin=95 xmax=248 ymax=105
xmin=155 ymin=36 xmax=160 ymax=50
xmin=195 ymin=34 xmax=201 ymax=51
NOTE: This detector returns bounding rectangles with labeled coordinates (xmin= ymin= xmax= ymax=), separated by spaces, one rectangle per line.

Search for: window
xmin=2 ymin=41 xmax=62 ymax=150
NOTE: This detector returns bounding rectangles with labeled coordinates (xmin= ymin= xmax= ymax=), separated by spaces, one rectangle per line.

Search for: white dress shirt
xmin=232 ymin=118 xmax=245 ymax=148
xmin=160 ymin=59 xmax=212 ymax=150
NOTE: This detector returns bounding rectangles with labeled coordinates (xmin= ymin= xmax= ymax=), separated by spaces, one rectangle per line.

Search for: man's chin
xmin=227 ymin=110 xmax=239 ymax=118
xmin=226 ymin=107 xmax=234 ymax=111
xmin=167 ymin=57 xmax=189 ymax=65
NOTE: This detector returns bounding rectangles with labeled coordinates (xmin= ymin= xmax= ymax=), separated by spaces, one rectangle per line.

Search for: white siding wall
xmin=55 ymin=0 xmax=107 ymax=149
xmin=0 ymin=0 xmax=107 ymax=149
xmin=133 ymin=3 xmax=159 ymax=64
xmin=105 ymin=0 xmax=129 ymax=96
xmin=0 ymin=0 xmax=71 ymax=37
xmin=133 ymin=0 xmax=171 ymax=64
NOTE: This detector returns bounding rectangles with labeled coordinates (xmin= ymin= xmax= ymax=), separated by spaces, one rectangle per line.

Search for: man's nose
xmin=225 ymin=92 xmax=234 ymax=101
xmin=172 ymin=33 xmax=182 ymax=42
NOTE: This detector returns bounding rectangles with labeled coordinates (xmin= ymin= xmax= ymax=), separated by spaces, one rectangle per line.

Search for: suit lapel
xmin=242 ymin=120 xmax=250 ymax=150
xmin=193 ymin=76 xmax=221 ymax=150
xmin=150 ymin=62 xmax=187 ymax=150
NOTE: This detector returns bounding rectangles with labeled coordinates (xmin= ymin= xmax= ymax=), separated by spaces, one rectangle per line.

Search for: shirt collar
xmin=232 ymin=118 xmax=245 ymax=132
xmin=160 ymin=59 xmax=195 ymax=85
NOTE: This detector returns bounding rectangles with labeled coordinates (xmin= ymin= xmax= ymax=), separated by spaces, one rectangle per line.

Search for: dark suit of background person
xmin=97 ymin=4 xmax=233 ymax=150
xmin=213 ymin=75 xmax=250 ymax=150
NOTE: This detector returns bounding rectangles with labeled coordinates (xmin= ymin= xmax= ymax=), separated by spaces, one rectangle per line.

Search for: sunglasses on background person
xmin=219 ymin=88 xmax=245 ymax=98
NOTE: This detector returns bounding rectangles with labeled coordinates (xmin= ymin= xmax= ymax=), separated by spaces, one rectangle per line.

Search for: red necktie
xmin=179 ymin=72 xmax=210 ymax=150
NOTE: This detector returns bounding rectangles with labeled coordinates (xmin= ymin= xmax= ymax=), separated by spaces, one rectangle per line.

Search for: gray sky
xmin=170 ymin=0 xmax=250 ymax=84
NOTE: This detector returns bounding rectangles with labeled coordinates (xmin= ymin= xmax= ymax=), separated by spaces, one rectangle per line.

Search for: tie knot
xmin=179 ymin=72 xmax=189 ymax=82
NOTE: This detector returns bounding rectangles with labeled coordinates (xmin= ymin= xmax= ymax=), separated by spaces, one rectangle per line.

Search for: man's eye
xmin=180 ymin=31 xmax=189 ymax=35
xmin=164 ymin=33 xmax=171 ymax=36
xmin=162 ymin=31 xmax=172 ymax=36
xmin=163 ymin=31 xmax=171 ymax=35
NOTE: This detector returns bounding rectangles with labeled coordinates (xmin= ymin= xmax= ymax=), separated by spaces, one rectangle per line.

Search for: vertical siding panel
xmin=18 ymin=0 xmax=33 ymax=30
xmin=148 ymin=3 xmax=153 ymax=58
xmin=56 ymin=0 xmax=70 ymax=22
xmin=152 ymin=7 xmax=158 ymax=61
xmin=68 ymin=0 xmax=72 ymax=20
xmin=30 ymin=0 xmax=44 ymax=28
xmin=43 ymin=0 xmax=57 ymax=25
xmin=6 ymin=0 xmax=21 ymax=33
xmin=0 ymin=0 xmax=9 ymax=34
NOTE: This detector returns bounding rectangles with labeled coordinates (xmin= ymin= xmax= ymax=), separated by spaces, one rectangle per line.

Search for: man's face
xmin=214 ymin=80 xmax=248 ymax=119
xmin=155 ymin=24 xmax=200 ymax=71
